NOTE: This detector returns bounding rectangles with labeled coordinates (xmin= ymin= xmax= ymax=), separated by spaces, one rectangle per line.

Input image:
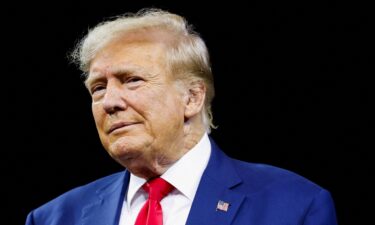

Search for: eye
xmin=91 ymin=84 xmax=106 ymax=94
xmin=126 ymin=76 xmax=143 ymax=83
xmin=125 ymin=76 xmax=145 ymax=89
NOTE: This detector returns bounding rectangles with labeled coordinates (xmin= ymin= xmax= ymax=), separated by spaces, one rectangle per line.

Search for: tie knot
xmin=143 ymin=177 xmax=174 ymax=202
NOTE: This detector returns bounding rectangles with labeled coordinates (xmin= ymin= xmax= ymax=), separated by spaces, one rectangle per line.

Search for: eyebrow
xmin=84 ymin=73 xmax=103 ymax=89
xmin=85 ymin=65 xmax=157 ymax=88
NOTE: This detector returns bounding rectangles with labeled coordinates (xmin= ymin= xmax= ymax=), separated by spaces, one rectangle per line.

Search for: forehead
xmin=86 ymin=36 xmax=170 ymax=85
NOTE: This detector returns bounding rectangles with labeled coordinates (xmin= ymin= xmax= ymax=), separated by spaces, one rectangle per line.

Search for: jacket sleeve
xmin=303 ymin=189 xmax=338 ymax=225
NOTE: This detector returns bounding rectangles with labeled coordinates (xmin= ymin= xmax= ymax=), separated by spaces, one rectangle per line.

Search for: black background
xmin=3 ymin=1 xmax=374 ymax=225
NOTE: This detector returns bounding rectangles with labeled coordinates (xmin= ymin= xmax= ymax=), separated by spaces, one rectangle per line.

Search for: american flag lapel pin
xmin=216 ymin=200 xmax=230 ymax=212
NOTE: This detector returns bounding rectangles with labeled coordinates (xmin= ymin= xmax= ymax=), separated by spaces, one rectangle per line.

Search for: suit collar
xmin=81 ymin=171 xmax=130 ymax=225
xmin=204 ymin=138 xmax=242 ymax=188
xmin=186 ymin=138 xmax=246 ymax=225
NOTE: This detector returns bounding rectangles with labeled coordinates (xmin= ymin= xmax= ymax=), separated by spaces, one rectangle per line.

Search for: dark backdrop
xmin=3 ymin=1 xmax=373 ymax=225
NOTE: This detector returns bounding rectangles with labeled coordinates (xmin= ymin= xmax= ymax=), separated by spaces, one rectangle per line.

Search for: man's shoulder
xmin=230 ymin=158 xmax=324 ymax=196
xmin=51 ymin=170 xmax=125 ymax=201
xmin=28 ymin=171 xmax=126 ymax=221
xmin=209 ymin=139 xmax=325 ymax=196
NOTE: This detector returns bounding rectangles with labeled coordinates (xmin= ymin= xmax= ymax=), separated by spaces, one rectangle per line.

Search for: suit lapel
xmin=81 ymin=171 xmax=130 ymax=225
xmin=186 ymin=140 xmax=246 ymax=225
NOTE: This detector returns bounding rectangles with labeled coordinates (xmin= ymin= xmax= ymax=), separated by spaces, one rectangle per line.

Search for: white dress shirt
xmin=119 ymin=133 xmax=211 ymax=225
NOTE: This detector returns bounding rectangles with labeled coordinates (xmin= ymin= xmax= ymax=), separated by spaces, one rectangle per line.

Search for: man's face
xmin=86 ymin=38 xmax=187 ymax=177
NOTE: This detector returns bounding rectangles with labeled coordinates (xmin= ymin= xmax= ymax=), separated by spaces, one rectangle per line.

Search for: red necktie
xmin=134 ymin=178 xmax=174 ymax=225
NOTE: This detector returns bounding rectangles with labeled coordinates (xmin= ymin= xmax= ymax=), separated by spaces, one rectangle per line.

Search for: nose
xmin=102 ymin=80 xmax=127 ymax=114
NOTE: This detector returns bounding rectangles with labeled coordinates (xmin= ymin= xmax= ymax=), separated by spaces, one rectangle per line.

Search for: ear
xmin=184 ymin=81 xmax=206 ymax=119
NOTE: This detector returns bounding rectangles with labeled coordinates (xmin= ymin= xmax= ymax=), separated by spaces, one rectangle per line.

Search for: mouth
xmin=107 ymin=122 xmax=139 ymax=134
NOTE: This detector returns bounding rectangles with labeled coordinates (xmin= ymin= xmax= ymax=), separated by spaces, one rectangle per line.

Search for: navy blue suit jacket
xmin=26 ymin=140 xmax=337 ymax=225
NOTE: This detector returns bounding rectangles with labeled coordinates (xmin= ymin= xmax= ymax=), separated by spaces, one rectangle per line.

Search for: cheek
xmin=129 ymin=88 xmax=185 ymax=129
xmin=154 ymin=95 xmax=185 ymax=126
xmin=92 ymin=104 xmax=105 ymax=128
xmin=147 ymin=92 xmax=182 ymax=115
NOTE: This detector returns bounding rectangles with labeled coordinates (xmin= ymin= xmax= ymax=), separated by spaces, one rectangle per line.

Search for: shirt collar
xmin=126 ymin=133 xmax=211 ymax=206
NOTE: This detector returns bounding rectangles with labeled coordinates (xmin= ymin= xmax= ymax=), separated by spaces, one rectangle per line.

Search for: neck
xmin=183 ymin=125 xmax=205 ymax=153
xmin=139 ymin=118 xmax=206 ymax=180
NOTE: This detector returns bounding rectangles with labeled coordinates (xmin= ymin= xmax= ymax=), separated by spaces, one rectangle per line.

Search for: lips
xmin=107 ymin=122 xmax=138 ymax=134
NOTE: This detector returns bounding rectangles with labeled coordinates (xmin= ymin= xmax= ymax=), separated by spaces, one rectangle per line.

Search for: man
xmin=26 ymin=8 xmax=337 ymax=225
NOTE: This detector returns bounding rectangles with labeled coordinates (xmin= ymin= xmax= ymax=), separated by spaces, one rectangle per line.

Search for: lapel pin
xmin=216 ymin=200 xmax=230 ymax=212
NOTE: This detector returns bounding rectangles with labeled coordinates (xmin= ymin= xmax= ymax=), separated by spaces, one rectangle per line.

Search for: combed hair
xmin=70 ymin=8 xmax=216 ymax=132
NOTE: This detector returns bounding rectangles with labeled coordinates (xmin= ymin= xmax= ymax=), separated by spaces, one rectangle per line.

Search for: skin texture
xmin=86 ymin=32 xmax=206 ymax=179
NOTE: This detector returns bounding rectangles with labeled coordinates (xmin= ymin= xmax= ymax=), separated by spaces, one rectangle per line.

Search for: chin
xmin=108 ymin=137 xmax=147 ymax=161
